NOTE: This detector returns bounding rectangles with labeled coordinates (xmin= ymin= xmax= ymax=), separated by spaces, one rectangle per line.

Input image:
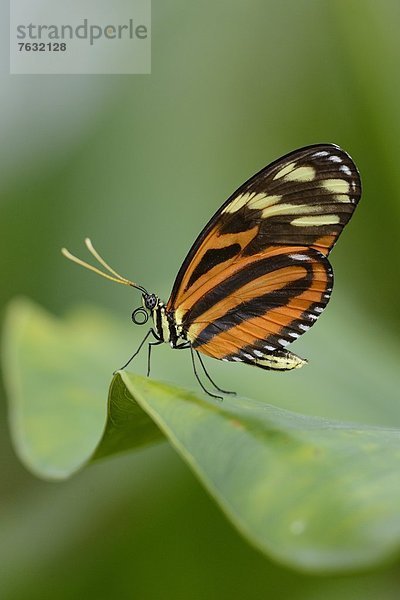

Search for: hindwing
xmin=182 ymin=246 xmax=332 ymax=365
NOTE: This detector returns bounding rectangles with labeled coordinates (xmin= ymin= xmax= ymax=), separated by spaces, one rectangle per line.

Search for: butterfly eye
xmin=143 ymin=293 xmax=158 ymax=310
xmin=131 ymin=307 xmax=149 ymax=325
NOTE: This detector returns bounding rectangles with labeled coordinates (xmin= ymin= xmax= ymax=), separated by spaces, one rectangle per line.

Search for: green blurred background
xmin=2 ymin=0 xmax=400 ymax=598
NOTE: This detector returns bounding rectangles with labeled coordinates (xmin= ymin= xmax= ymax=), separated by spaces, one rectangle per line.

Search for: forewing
xmin=184 ymin=247 xmax=332 ymax=368
xmin=167 ymin=143 xmax=360 ymax=312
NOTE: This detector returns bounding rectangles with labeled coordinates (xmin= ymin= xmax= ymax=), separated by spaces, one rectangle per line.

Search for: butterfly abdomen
xmin=229 ymin=348 xmax=307 ymax=371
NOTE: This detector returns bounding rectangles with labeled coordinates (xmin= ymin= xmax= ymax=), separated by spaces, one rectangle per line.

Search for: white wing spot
xmin=284 ymin=165 xmax=315 ymax=182
xmin=248 ymin=194 xmax=281 ymax=210
xmin=314 ymin=307 xmax=323 ymax=313
xmin=254 ymin=350 xmax=264 ymax=358
xmin=222 ymin=192 xmax=252 ymax=214
xmin=313 ymin=151 xmax=329 ymax=158
xmin=265 ymin=345 xmax=275 ymax=351
xmin=231 ymin=356 xmax=242 ymax=362
xmin=273 ymin=162 xmax=296 ymax=180
xmin=308 ymin=314 xmax=318 ymax=321
xmin=243 ymin=353 xmax=254 ymax=360
xmin=328 ymin=155 xmax=342 ymax=163
xmin=278 ymin=338 xmax=289 ymax=346
xmin=261 ymin=202 xmax=323 ymax=219
xmin=340 ymin=165 xmax=352 ymax=176
xmin=289 ymin=332 xmax=299 ymax=338
xmin=299 ymin=324 xmax=310 ymax=331
xmin=289 ymin=253 xmax=310 ymax=261
xmin=334 ymin=194 xmax=351 ymax=203
xmin=291 ymin=214 xmax=340 ymax=227
xmin=321 ymin=179 xmax=350 ymax=193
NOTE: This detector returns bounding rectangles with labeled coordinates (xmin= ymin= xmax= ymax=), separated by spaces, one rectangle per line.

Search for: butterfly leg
xmin=115 ymin=329 xmax=156 ymax=373
xmin=147 ymin=339 xmax=164 ymax=377
xmin=195 ymin=351 xmax=236 ymax=395
xmin=189 ymin=345 xmax=222 ymax=400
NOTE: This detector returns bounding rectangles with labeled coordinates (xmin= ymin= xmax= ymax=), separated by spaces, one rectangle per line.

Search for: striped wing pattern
xmin=167 ymin=144 xmax=360 ymax=370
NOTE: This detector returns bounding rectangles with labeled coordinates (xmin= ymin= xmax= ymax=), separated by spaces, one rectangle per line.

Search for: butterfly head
xmin=130 ymin=292 xmax=159 ymax=326
xmin=142 ymin=292 xmax=158 ymax=311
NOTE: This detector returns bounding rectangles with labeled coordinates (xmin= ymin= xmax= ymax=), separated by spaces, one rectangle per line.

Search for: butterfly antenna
xmin=61 ymin=239 xmax=148 ymax=294
xmin=84 ymin=238 xmax=128 ymax=281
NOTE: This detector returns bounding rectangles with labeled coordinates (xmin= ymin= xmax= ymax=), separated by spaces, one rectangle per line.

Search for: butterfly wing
xmin=168 ymin=143 xmax=360 ymax=311
xmin=166 ymin=143 xmax=360 ymax=369
xmin=184 ymin=246 xmax=332 ymax=368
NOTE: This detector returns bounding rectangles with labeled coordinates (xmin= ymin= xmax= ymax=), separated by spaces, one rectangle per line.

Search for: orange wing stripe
xmin=189 ymin=256 xmax=329 ymax=360
xmin=168 ymin=226 xmax=259 ymax=310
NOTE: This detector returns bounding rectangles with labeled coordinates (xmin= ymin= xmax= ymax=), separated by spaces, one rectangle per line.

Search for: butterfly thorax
xmin=143 ymin=293 xmax=184 ymax=347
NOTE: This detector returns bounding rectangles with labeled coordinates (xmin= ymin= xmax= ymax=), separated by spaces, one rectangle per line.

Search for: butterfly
xmin=62 ymin=143 xmax=361 ymax=398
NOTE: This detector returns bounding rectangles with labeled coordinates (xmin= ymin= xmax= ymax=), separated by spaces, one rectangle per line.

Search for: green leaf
xmin=2 ymin=297 xmax=162 ymax=479
xmin=112 ymin=371 xmax=400 ymax=572
xmin=3 ymin=298 xmax=400 ymax=572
